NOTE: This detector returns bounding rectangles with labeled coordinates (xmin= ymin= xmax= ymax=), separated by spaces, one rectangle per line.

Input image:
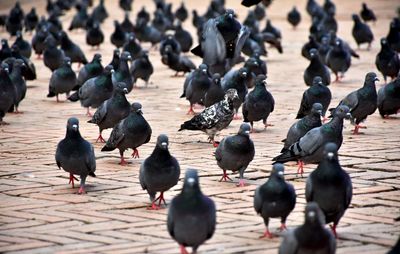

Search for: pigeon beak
xmin=111 ymin=69 xmax=115 ymax=73
xmin=243 ymin=72 xmax=247 ymax=77
xmin=72 ymin=124 xmax=78 ymax=131
xmin=278 ymin=171 xmax=284 ymax=176
xmin=161 ymin=142 xmax=168 ymax=149
xmin=202 ymin=69 xmax=207 ymax=74
xmin=327 ymin=152 xmax=334 ymax=159
xmin=187 ymin=177 xmax=196 ymax=186
xmin=345 ymin=112 xmax=352 ymax=119
xmin=137 ymin=109 xmax=143 ymax=114
xmin=374 ymin=77 xmax=379 ymax=82
xmin=262 ymin=80 xmax=267 ymax=84
xmin=245 ymin=130 xmax=250 ymax=134
xmin=318 ymin=81 xmax=323 ymax=85
xmin=229 ymin=14 xmax=233 ymax=19
xmin=317 ymin=110 xmax=322 ymax=115
xmin=308 ymin=211 xmax=316 ymax=219
xmin=123 ymin=88 xmax=128 ymax=94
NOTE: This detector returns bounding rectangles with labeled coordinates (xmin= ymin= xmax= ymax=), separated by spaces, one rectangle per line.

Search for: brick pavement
xmin=0 ymin=0 xmax=399 ymax=253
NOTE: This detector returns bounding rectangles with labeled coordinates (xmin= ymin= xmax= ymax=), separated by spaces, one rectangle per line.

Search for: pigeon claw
xmin=352 ymin=124 xmax=367 ymax=135
xmin=259 ymin=229 xmax=274 ymax=239
xmin=96 ymin=134 xmax=106 ymax=143
xmin=68 ymin=174 xmax=79 ymax=188
xmin=278 ymin=223 xmax=287 ymax=232
xmin=86 ymin=108 xmax=92 ymax=117
xmin=186 ymin=105 xmax=195 ymax=115
xmin=119 ymin=157 xmax=128 ymax=166
xmin=148 ymin=192 xmax=167 ymax=210
xmin=330 ymin=224 xmax=338 ymax=238
xmin=179 ymin=245 xmax=189 ymax=254
xmin=237 ymin=179 xmax=246 ymax=187
xmin=132 ymin=148 xmax=140 ymax=158
xmin=78 ymin=186 xmax=86 ymax=194
xmin=219 ymin=170 xmax=232 ymax=182
xmin=212 ymin=141 xmax=220 ymax=147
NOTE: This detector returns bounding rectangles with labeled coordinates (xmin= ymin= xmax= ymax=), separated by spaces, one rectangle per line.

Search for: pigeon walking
xmin=304 ymin=48 xmax=331 ymax=86
xmin=375 ymin=38 xmax=400 ymax=83
xmin=162 ymin=45 xmax=196 ymax=76
xmin=76 ymin=53 xmax=103 ymax=90
xmin=47 ymin=57 xmax=77 ymax=102
xmin=59 ymin=31 xmax=88 ymax=68
xmin=8 ymin=59 xmax=26 ymax=113
xmin=360 ymin=3 xmax=377 ymax=23
xmin=112 ymin=51 xmax=133 ymax=92
xmin=352 ymin=14 xmax=374 ymax=50
xmin=43 ymin=35 xmax=65 ymax=72
xmin=184 ymin=64 xmax=212 ymax=114
xmin=130 ymin=51 xmax=153 ymax=87
xmin=326 ymin=39 xmax=352 ymax=82
xmin=287 ymin=6 xmax=301 ymax=29
xmin=204 ymin=73 xmax=225 ymax=107
xmin=378 ymin=74 xmax=400 ymax=118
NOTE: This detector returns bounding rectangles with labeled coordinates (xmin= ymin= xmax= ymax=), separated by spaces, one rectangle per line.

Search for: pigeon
xmin=184 ymin=64 xmax=212 ymax=114
xmin=167 ymin=169 xmax=216 ymax=254
xmin=122 ymin=33 xmax=143 ymax=61
xmin=112 ymin=51 xmax=133 ymax=92
xmin=273 ymin=105 xmax=351 ymax=176
xmin=360 ymin=3 xmax=377 ymax=23
xmin=139 ymin=134 xmax=180 ymax=210
xmin=179 ymin=89 xmax=239 ymax=147
xmin=43 ymin=35 xmax=65 ymax=72
xmin=88 ymin=82 xmax=130 ymax=142
xmin=47 ymin=57 xmax=77 ymax=102
xmin=322 ymin=10 xmax=338 ymax=34
xmin=352 ymin=14 xmax=374 ymax=50
xmin=296 ymin=76 xmax=332 ymax=120
xmin=137 ymin=7 xmax=150 ymax=24
xmin=330 ymin=72 xmax=379 ymax=134
xmin=254 ymin=163 xmax=296 ymax=238
xmin=318 ymin=36 xmax=332 ymax=65
xmin=134 ymin=18 xmax=163 ymax=47
xmin=326 ymin=39 xmax=352 ymax=82
xmin=215 ymin=123 xmax=255 ymax=187
xmin=120 ymin=13 xmax=134 ymax=34
xmin=7 ymin=44 xmax=36 ymax=81
xmin=24 ymin=7 xmax=39 ymax=33
xmin=387 ymin=19 xmax=400 ymax=53
xmin=101 ymin=102 xmax=152 ymax=165
xmin=323 ymin=0 xmax=336 ymax=15
xmin=110 ymin=20 xmax=127 ymax=48
xmin=0 ymin=64 xmax=14 ymax=125
xmin=254 ymin=4 xmax=266 ymax=21
xmin=301 ymin=36 xmax=320 ymax=61
xmin=152 ymin=9 xmax=172 ymax=34
xmin=174 ymin=23 xmax=193 ymax=53
xmin=244 ymin=55 xmax=267 ymax=80
xmin=283 ymin=103 xmax=323 ymax=153
xmin=76 ymin=53 xmax=103 ymax=90
xmin=204 ymin=73 xmax=225 ymax=107
xmin=91 ymin=0 xmax=108 ymax=23
xmin=378 ymin=74 xmax=400 ymax=118
xmin=68 ymin=4 xmax=88 ymax=31
xmin=306 ymin=0 xmax=324 ymax=18
xmin=86 ymin=22 xmax=104 ymax=49
xmin=242 ymin=74 xmax=275 ymax=131
xmin=0 ymin=39 xmax=13 ymax=61
xmin=32 ymin=26 xmax=48 ymax=59
xmin=108 ymin=49 xmax=120 ymax=70
xmin=221 ymin=67 xmax=248 ymax=115
xmin=287 ymin=6 xmax=301 ymax=29
xmin=119 ymin=0 xmax=133 ymax=12
xmin=305 ymin=143 xmax=353 ymax=238
xmin=5 ymin=2 xmax=24 ymax=36
xmin=304 ymin=48 xmax=331 ymax=86
xmin=68 ymin=65 xmax=114 ymax=116
xmin=278 ymin=202 xmax=336 ymax=254
xmin=175 ymin=2 xmax=188 ymax=22
xmin=8 ymin=59 xmax=26 ymax=113
xmin=0 ymin=15 xmax=6 ymax=31
xmin=262 ymin=20 xmax=281 ymax=40
xmin=160 ymin=34 xmax=181 ymax=56
xmin=162 ymin=45 xmax=196 ymax=76
xmin=12 ymin=31 xmax=32 ymax=59
xmin=241 ymin=0 xmax=269 ymax=7
xmin=56 ymin=117 xmax=96 ymax=194
xmin=375 ymin=38 xmax=400 ymax=83
xmin=130 ymin=51 xmax=153 ymax=87
xmin=59 ymin=31 xmax=88 ymax=67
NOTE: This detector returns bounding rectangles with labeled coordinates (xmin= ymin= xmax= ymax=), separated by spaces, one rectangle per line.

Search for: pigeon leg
xmin=259 ymin=229 xmax=274 ymax=239
xmin=322 ymin=116 xmax=329 ymax=123
xmin=297 ymin=160 xmax=304 ymax=177
xmin=236 ymin=168 xmax=246 ymax=187
xmin=179 ymin=245 xmax=189 ymax=254
xmin=352 ymin=124 xmax=367 ymax=134
xmin=78 ymin=175 xmax=86 ymax=194
xmin=0 ymin=120 xmax=9 ymax=125
xmin=68 ymin=174 xmax=79 ymax=188
xmin=212 ymin=141 xmax=220 ymax=147
xmin=330 ymin=224 xmax=338 ymax=238
xmin=132 ymin=148 xmax=140 ymax=158
xmin=250 ymin=122 xmax=255 ymax=133
xmin=367 ymin=43 xmax=371 ymax=50
xmin=156 ymin=192 xmax=167 ymax=206
xmin=219 ymin=170 xmax=232 ymax=182
xmin=96 ymin=132 xmax=106 ymax=143
xmin=277 ymin=223 xmax=287 ymax=232
xmin=119 ymin=151 xmax=128 ymax=166
xmin=237 ymin=178 xmax=246 ymax=187
xmin=186 ymin=105 xmax=195 ymax=115
xmin=13 ymin=107 xmax=23 ymax=114
xmin=334 ymin=72 xmax=340 ymax=82
xmin=233 ymin=113 xmax=241 ymax=120
xmin=56 ymin=94 xmax=60 ymax=103
xmin=86 ymin=108 xmax=92 ymax=117
xmin=36 ymin=54 xmax=42 ymax=59
xmin=77 ymin=62 xmax=81 ymax=69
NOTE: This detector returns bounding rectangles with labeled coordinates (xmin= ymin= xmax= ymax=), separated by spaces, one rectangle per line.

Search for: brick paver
xmin=0 ymin=0 xmax=399 ymax=253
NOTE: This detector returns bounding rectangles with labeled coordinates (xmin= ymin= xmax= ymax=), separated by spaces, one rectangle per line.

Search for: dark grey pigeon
xmin=88 ymin=82 xmax=130 ymax=143
xmin=296 ymin=76 xmax=332 ymax=120
xmin=179 ymin=89 xmax=239 ymax=147
xmin=360 ymin=3 xmax=377 ymax=23
xmin=43 ymin=35 xmax=65 ymax=72
xmin=287 ymin=6 xmax=301 ymax=29
xmin=68 ymin=4 xmax=88 ymax=31
xmin=167 ymin=169 xmax=216 ymax=254
xmin=91 ymin=0 xmax=108 ymax=23
xmin=387 ymin=19 xmax=400 ymax=53
xmin=101 ymin=102 xmax=152 ymax=165
xmin=254 ymin=163 xmax=296 ymax=238
xmin=375 ymin=38 xmax=400 ymax=83
xmin=283 ymin=103 xmax=323 ymax=154
xmin=68 ymin=65 xmax=114 ymax=116
xmin=161 ymin=45 xmax=196 ymax=76
xmin=174 ymin=22 xmax=193 ymax=53
xmin=330 ymin=72 xmax=379 ymax=134
xmin=304 ymin=48 xmax=331 ymax=86
xmin=184 ymin=64 xmax=212 ymax=114
xmin=8 ymin=59 xmax=26 ymax=113
xmin=110 ymin=20 xmax=127 ymax=48
xmin=273 ymin=105 xmax=351 ymax=176
xmin=262 ymin=20 xmax=281 ymax=40
xmin=215 ymin=123 xmax=255 ymax=187
xmin=130 ymin=51 xmax=153 ymax=87
xmin=175 ymin=2 xmax=188 ymax=22
xmin=222 ymin=67 xmax=248 ymax=116
xmin=86 ymin=22 xmax=104 ymax=49
xmin=0 ymin=64 xmax=14 ymax=124
xmin=318 ymin=36 xmax=332 ymax=65
xmin=306 ymin=143 xmax=353 ymax=238
xmin=0 ymin=39 xmax=12 ymax=61
xmin=159 ymin=34 xmax=181 ymax=56
xmin=122 ymin=33 xmax=143 ymax=61
xmin=9 ymin=44 xmax=36 ymax=81
xmin=139 ymin=134 xmax=180 ymax=210
xmin=24 ymin=7 xmax=39 ymax=33
xmin=204 ymin=73 xmax=225 ymax=107
xmin=134 ymin=18 xmax=163 ymax=47
xmin=378 ymin=74 xmax=400 ymax=118
xmin=55 ymin=117 xmax=96 ymax=194
xmin=326 ymin=39 xmax=352 ymax=82
xmin=328 ymin=31 xmax=360 ymax=59
xmin=120 ymin=13 xmax=134 ymax=33
xmin=112 ymin=51 xmax=133 ymax=92
xmin=278 ymin=202 xmax=336 ymax=254
xmin=47 ymin=57 xmax=76 ymax=102
xmin=12 ymin=31 xmax=31 ymax=59
xmin=76 ymin=53 xmax=103 ymax=90
xmin=242 ymin=74 xmax=275 ymax=131
xmin=59 ymin=31 xmax=88 ymax=67
xmin=352 ymin=14 xmax=374 ymax=50
xmin=301 ymin=36 xmax=320 ymax=61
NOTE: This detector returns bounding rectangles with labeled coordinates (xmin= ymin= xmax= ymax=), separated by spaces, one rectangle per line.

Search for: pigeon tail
xmin=89 ymin=172 xmax=96 ymax=177
xmin=272 ymin=143 xmax=301 ymax=163
xmin=47 ymin=91 xmax=56 ymax=97
xmin=68 ymin=92 xmax=80 ymax=102
xmin=101 ymin=145 xmax=115 ymax=152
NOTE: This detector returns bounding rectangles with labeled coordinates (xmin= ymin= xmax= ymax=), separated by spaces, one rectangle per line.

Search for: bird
xmin=241 ymin=0 xmax=269 ymax=7
xmin=110 ymin=20 xmax=127 ymax=48
xmin=254 ymin=4 xmax=266 ymax=21
xmin=262 ymin=20 xmax=281 ymax=40
xmin=287 ymin=6 xmax=301 ymax=29
xmin=304 ymin=48 xmax=331 ymax=86
xmin=112 ymin=51 xmax=133 ymax=92
xmin=43 ymin=35 xmax=65 ymax=72
xmin=8 ymin=44 xmax=36 ymax=81
xmin=47 ymin=57 xmax=77 ymax=102
xmin=273 ymin=105 xmax=351 ymax=176
xmin=137 ymin=7 xmax=150 ymax=24
xmin=305 ymin=143 xmax=353 ymax=238
xmin=56 ymin=117 xmax=96 ymax=194
xmin=360 ymin=3 xmax=377 ymax=23
xmin=32 ymin=26 xmax=48 ymax=59
xmin=119 ymin=0 xmax=133 ymax=12
xmin=386 ymin=19 xmax=400 ymax=53
xmin=130 ymin=51 xmax=154 ymax=87
xmin=296 ymin=76 xmax=332 ymax=120
xmin=221 ymin=67 xmax=249 ymax=117
xmin=330 ymin=72 xmax=379 ymax=134
xmin=161 ymin=45 xmax=196 ymax=76
xmin=0 ymin=64 xmax=14 ymax=125
xmin=12 ymin=31 xmax=31 ymax=59
xmin=76 ymin=53 xmax=103 ymax=90
xmin=283 ymin=103 xmax=323 ymax=153
xmin=326 ymin=39 xmax=352 ymax=82
xmin=352 ymin=14 xmax=374 ymax=50
xmin=318 ymin=36 xmax=332 ymax=65
xmin=8 ymin=59 xmax=26 ymax=113
xmin=122 ymin=33 xmax=143 ymax=61
xmin=215 ymin=123 xmax=255 ymax=187
xmin=91 ymin=0 xmax=108 ymax=23
xmin=88 ymin=82 xmax=130 ymax=143
xmin=101 ymin=102 xmax=152 ymax=165
xmin=301 ymin=35 xmax=320 ymax=61
xmin=68 ymin=65 xmax=114 ymax=116
xmin=139 ymin=134 xmax=180 ymax=210
xmin=24 ymin=7 xmax=39 ymax=33
xmin=174 ymin=22 xmax=193 ymax=53
xmin=120 ymin=13 xmax=135 ymax=34
xmin=134 ymin=18 xmax=163 ymax=47
xmin=204 ymin=73 xmax=225 ymax=107
xmin=160 ymin=34 xmax=181 ymax=56
xmin=377 ymin=74 xmax=400 ymax=118
xmin=5 ymin=2 xmax=24 ymax=36
xmin=254 ymin=163 xmax=296 ymax=238
xmin=375 ymin=38 xmax=400 ymax=83
xmin=0 ymin=39 xmax=12 ymax=61
xmin=183 ymin=64 xmax=212 ymax=114
xmin=242 ymin=74 xmax=275 ymax=132
xmin=175 ymin=2 xmax=188 ymax=22
xmin=59 ymin=31 xmax=88 ymax=68
xmin=179 ymin=89 xmax=239 ymax=147
xmin=278 ymin=202 xmax=336 ymax=254
xmin=86 ymin=22 xmax=104 ymax=49
xmin=108 ymin=49 xmax=120 ymax=70
xmin=167 ymin=169 xmax=216 ymax=254
xmin=68 ymin=4 xmax=88 ymax=31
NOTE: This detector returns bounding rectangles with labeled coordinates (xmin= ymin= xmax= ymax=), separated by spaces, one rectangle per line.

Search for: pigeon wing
xmin=278 ymin=229 xmax=299 ymax=254
xmin=202 ymin=19 xmax=226 ymax=65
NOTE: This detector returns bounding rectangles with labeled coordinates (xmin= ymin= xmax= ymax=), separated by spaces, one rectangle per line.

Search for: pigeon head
xmin=352 ymin=14 xmax=361 ymax=22
xmin=364 ymin=72 xmax=379 ymax=86
xmin=312 ymin=76 xmax=324 ymax=86
xmin=212 ymin=73 xmax=221 ymax=85
xmin=334 ymin=105 xmax=351 ymax=119
xmin=309 ymin=48 xmax=318 ymax=58
xmin=131 ymin=102 xmax=143 ymax=114
xmin=128 ymin=33 xmax=136 ymax=41
xmin=115 ymin=82 xmax=129 ymax=94
xmin=63 ymin=57 xmax=72 ymax=66
xmin=304 ymin=202 xmax=325 ymax=226
xmin=380 ymin=38 xmax=388 ymax=46
xmin=1 ymin=39 xmax=7 ymax=46
xmin=183 ymin=169 xmax=200 ymax=193
xmin=271 ymin=163 xmax=285 ymax=179
xmin=16 ymin=31 xmax=22 ymax=39
xmin=255 ymin=74 xmax=267 ymax=87
xmin=121 ymin=51 xmax=132 ymax=61
xmin=323 ymin=142 xmax=338 ymax=161
xmin=13 ymin=59 xmax=25 ymax=68
xmin=67 ymin=117 xmax=79 ymax=132
xmin=225 ymin=89 xmax=239 ymax=101
xmin=104 ymin=65 xmax=114 ymax=75
xmin=156 ymin=134 xmax=169 ymax=150
xmin=225 ymin=9 xmax=235 ymax=20
xmin=199 ymin=64 xmax=208 ymax=74
xmin=1 ymin=63 xmax=9 ymax=73
xmin=238 ymin=123 xmax=251 ymax=136
xmin=238 ymin=68 xmax=248 ymax=78
xmin=311 ymin=103 xmax=323 ymax=116
xmin=93 ymin=53 xmax=102 ymax=62
xmin=362 ymin=3 xmax=367 ymax=9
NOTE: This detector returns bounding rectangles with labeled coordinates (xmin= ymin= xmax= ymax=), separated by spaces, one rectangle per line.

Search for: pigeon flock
xmin=0 ymin=0 xmax=399 ymax=253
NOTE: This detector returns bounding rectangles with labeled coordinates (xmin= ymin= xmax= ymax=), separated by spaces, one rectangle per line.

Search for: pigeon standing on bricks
xmin=76 ymin=53 xmax=103 ymax=90
xmin=0 ymin=64 xmax=14 ymax=125
xmin=377 ymin=74 xmax=400 ymax=118
xmin=47 ymin=57 xmax=77 ymax=102
xmin=304 ymin=48 xmax=331 ymax=86
xmin=326 ymin=39 xmax=352 ymax=82
xmin=352 ymin=14 xmax=374 ymax=50
xmin=375 ymin=38 xmax=400 ymax=83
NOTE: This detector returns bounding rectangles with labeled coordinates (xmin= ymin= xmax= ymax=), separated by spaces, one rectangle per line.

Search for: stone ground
xmin=0 ymin=0 xmax=399 ymax=253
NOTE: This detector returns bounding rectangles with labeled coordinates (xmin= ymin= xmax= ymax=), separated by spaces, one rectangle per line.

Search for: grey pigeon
xmin=222 ymin=67 xmax=248 ymax=116
xmin=178 ymin=89 xmax=239 ymax=147
xmin=204 ymin=73 xmax=225 ymax=107
xmin=101 ymin=102 xmax=152 ymax=165
xmin=326 ymin=39 xmax=352 ymax=82
xmin=112 ymin=51 xmax=133 ymax=92
xmin=184 ymin=64 xmax=212 ymax=114
xmin=161 ymin=45 xmax=196 ymax=76
xmin=302 ymin=36 xmax=320 ymax=61
xmin=0 ymin=64 xmax=14 ymax=124
xmin=283 ymin=103 xmax=323 ymax=154
xmin=175 ymin=2 xmax=188 ymax=22
xmin=287 ymin=6 xmax=301 ymax=29
xmin=139 ymin=134 xmax=180 ymax=209
xmin=242 ymin=74 xmax=275 ymax=131
xmin=12 ymin=31 xmax=31 ymax=59
xmin=91 ymin=0 xmax=108 ymax=23
xmin=130 ymin=51 xmax=153 ymax=87
xmin=378 ymin=74 xmax=400 ymax=118
xmin=86 ymin=22 xmax=104 ymax=49
xmin=360 ymin=3 xmax=377 ymax=23
xmin=352 ymin=14 xmax=374 ymax=50
xmin=387 ymin=19 xmax=400 ymax=53
xmin=215 ymin=123 xmax=255 ymax=187
xmin=47 ymin=57 xmax=76 ymax=102
xmin=68 ymin=65 xmax=114 ymax=116
xmin=167 ymin=169 xmax=216 ymax=254
xmin=278 ymin=202 xmax=336 ymax=254
xmin=160 ymin=34 xmax=181 ymax=56
xmin=8 ymin=59 xmax=26 ymax=113
xmin=59 ymin=31 xmax=88 ymax=67
xmin=122 ymin=33 xmax=143 ymax=61
xmin=273 ymin=105 xmax=351 ymax=176
xmin=120 ymin=13 xmax=134 ymax=33
xmin=306 ymin=143 xmax=353 ymax=238
xmin=296 ymin=76 xmax=332 ymax=120
xmin=174 ymin=22 xmax=193 ymax=53
xmin=330 ymin=72 xmax=379 ymax=134
xmin=254 ymin=163 xmax=296 ymax=238
xmin=134 ymin=18 xmax=163 ymax=47
xmin=110 ymin=20 xmax=127 ymax=48
xmin=43 ymin=35 xmax=65 ymax=72
xmin=108 ymin=49 xmax=120 ymax=70
xmin=76 ymin=53 xmax=103 ymax=90
xmin=88 ymin=82 xmax=130 ymax=143
xmin=56 ymin=117 xmax=96 ymax=194
xmin=304 ymin=48 xmax=331 ymax=86
xmin=24 ymin=7 xmax=39 ymax=33
xmin=68 ymin=4 xmax=88 ymax=31
xmin=375 ymin=38 xmax=400 ymax=83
